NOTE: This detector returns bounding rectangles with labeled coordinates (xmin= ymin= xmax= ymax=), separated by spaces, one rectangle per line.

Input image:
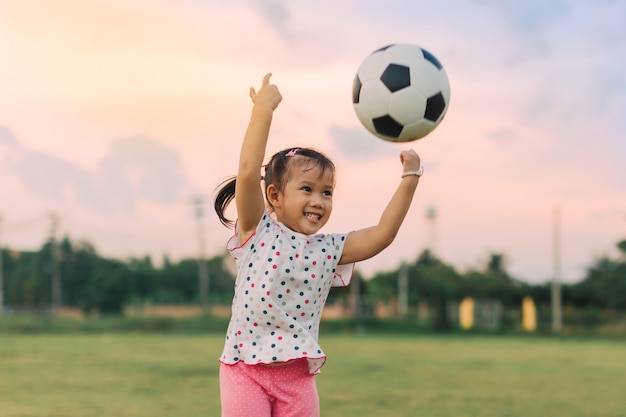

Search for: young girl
xmin=214 ymin=73 xmax=422 ymax=417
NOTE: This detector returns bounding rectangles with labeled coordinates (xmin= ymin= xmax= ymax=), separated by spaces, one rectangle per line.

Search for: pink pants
xmin=219 ymin=359 xmax=319 ymax=417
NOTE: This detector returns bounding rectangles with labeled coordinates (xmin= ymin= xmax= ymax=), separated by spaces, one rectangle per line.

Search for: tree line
xmin=1 ymin=236 xmax=625 ymax=316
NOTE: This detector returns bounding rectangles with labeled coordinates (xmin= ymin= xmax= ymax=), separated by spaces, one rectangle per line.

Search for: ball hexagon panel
xmin=354 ymin=80 xmax=393 ymax=118
xmin=408 ymin=64 xmax=447 ymax=98
xmin=385 ymin=43 xmax=424 ymax=67
xmin=402 ymin=119 xmax=437 ymax=142
xmin=356 ymin=51 xmax=393 ymax=83
xmin=387 ymin=87 xmax=427 ymax=126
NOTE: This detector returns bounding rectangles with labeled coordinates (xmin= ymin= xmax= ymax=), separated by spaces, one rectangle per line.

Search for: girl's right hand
xmin=249 ymin=73 xmax=282 ymax=110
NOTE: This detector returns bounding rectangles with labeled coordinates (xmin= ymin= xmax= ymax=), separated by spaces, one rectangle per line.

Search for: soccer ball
xmin=352 ymin=43 xmax=450 ymax=142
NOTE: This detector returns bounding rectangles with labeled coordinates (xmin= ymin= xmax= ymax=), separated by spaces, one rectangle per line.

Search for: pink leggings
xmin=219 ymin=359 xmax=319 ymax=417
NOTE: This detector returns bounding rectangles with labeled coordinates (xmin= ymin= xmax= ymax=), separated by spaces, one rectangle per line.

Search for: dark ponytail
xmin=214 ymin=176 xmax=237 ymax=228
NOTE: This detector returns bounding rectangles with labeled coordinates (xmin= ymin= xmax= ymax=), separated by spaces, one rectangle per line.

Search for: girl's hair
xmin=214 ymin=147 xmax=335 ymax=228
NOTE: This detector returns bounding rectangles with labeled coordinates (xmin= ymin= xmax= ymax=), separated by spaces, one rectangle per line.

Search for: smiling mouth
xmin=304 ymin=212 xmax=321 ymax=221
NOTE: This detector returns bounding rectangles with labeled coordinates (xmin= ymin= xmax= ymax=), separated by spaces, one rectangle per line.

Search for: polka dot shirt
xmin=220 ymin=212 xmax=354 ymax=374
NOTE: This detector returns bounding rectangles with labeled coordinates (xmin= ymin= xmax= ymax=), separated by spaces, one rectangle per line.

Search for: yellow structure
xmin=522 ymin=296 xmax=537 ymax=332
xmin=459 ymin=297 xmax=475 ymax=329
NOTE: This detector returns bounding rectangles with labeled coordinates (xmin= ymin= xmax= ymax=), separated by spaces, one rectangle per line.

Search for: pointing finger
xmin=262 ymin=73 xmax=272 ymax=86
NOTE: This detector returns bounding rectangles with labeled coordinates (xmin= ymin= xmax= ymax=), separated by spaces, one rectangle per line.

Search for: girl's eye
xmin=323 ymin=190 xmax=332 ymax=196
xmin=301 ymin=186 xmax=312 ymax=192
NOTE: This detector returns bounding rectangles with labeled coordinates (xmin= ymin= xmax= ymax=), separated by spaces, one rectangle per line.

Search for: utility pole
xmin=49 ymin=212 xmax=62 ymax=313
xmin=425 ymin=205 xmax=437 ymax=255
xmin=348 ymin=273 xmax=360 ymax=316
xmin=398 ymin=262 xmax=409 ymax=317
xmin=0 ymin=215 xmax=4 ymax=314
xmin=552 ymin=206 xmax=562 ymax=334
xmin=193 ymin=196 xmax=210 ymax=313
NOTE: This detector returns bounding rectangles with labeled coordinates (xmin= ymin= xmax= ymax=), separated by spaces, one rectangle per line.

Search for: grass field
xmin=1 ymin=333 xmax=625 ymax=417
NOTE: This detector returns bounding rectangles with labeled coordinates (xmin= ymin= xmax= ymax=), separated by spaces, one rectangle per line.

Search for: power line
xmin=3 ymin=212 xmax=49 ymax=232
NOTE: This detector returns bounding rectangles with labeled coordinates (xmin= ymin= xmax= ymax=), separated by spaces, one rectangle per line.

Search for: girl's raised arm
xmin=235 ymin=73 xmax=282 ymax=241
xmin=339 ymin=149 xmax=421 ymax=265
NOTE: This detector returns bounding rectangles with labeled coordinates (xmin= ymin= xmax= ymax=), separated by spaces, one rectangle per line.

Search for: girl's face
xmin=268 ymin=161 xmax=334 ymax=235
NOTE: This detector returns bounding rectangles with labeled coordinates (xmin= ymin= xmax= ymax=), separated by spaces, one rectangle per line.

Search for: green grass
xmin=1 ymin=334 xmax=625 ymax=417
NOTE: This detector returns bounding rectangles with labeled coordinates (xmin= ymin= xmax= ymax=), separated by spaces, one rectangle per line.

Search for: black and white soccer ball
xmin=352 ymin=43 xmax=451 ymax=142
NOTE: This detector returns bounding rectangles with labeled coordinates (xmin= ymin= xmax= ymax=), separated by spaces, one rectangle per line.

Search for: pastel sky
xmin=1 ymin=0 xmax=624 ymax=283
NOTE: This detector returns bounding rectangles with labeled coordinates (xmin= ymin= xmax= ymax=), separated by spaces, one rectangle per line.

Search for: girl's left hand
xmin=400 ymin=149 xmax=421 ymax=173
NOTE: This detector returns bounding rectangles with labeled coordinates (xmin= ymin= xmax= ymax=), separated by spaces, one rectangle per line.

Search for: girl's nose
xmin=310 ymin=195 xmax=323 ymax=208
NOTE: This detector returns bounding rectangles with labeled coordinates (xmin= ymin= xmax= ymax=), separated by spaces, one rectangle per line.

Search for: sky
xmin=0 ymin=0 xmax=624 ymax=284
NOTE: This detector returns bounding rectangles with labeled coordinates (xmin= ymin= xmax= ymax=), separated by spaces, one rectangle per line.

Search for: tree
xmin=458 ymin=252 xmax=527 ymax=307
xmin=60 ymin=239 xmax=99 ymax=310
xmin=82 ymin=259 xmax=131 ymax=314
xmin=617 ymin=239 xmax=626 ymax=261
xmin=571 ymin=251 xmax=626 ymax=310
xmin=411 ymin=253 xmax=462 ymax=331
